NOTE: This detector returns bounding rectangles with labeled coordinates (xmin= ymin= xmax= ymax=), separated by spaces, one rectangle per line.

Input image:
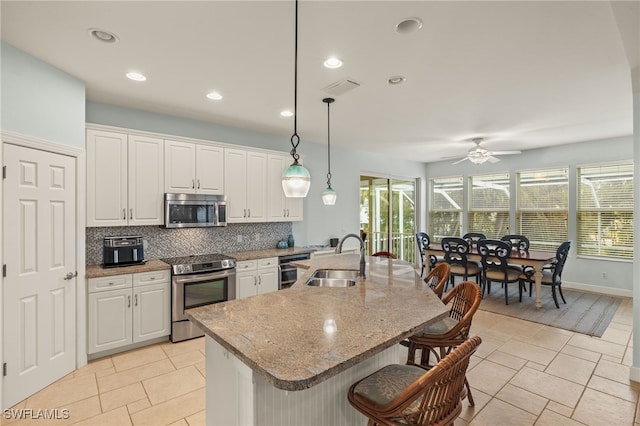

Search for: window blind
xmin=469 ymin=173 xmax=510 ymax=239
xmin=577 ymin=163 xmax=633 ymax=259
xmin=429 ymin=176 xmax=463 ymax=242
xmin=516 ymin=168 xmax=568 ymax=251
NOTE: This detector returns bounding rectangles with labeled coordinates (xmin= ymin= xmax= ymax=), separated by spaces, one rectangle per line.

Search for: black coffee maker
xmin=103 ymin=236 xmax=144 ymax=267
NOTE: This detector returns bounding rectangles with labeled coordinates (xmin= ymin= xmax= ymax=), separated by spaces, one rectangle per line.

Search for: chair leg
xmin=504 ymin=281 xmax=509 ymax=305
xmin=465 ymin=377 xmax=475 ymax=406
xmin=551 ymin=285 xmax=560 ymax=309
xmin=558 ymin=285 xmax=566 ymax=304
xmin=518 ymin=281 xmax=523 ymax=302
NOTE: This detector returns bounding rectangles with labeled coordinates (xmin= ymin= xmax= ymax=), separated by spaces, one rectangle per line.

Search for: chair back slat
xmin=462 ymin=232 xmax=486 ymax=250
xmin=500 ymin=234 xmax=530 ymax=252
xmin=550 ymin=241 xmax=571 ymax=283
xmin=441 ymin=237 xmax=471 ymax=268
xmin=424 ymin=263 xmax=450 ymax=299
xmin=477 ymin=239 xmax=512 ymax=272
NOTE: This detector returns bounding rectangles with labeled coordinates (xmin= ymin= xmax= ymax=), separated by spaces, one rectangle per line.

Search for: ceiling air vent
xmin=323 ymin=79 xmax=361 ymax=96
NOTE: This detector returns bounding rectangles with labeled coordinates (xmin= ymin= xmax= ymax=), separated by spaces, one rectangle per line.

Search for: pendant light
xmin=282 ymin=0 xmax=311 ymax=198
xmin=322 ymin=97 xmax=337 ymax=205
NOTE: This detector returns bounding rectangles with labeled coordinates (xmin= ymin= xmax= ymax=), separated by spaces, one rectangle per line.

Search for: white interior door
xmin=3 ymin=144 xmax=76 ymax=408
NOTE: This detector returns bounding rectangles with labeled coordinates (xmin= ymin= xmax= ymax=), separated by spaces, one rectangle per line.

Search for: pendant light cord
xmin=326 ymin=99 xmax=332 ymax=188
xmin=289 ymin=0 xmax=300 ymax=162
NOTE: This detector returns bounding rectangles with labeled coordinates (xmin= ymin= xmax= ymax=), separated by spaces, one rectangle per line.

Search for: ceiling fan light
xmin=282 ymin=162 xmax=311 ymax=197
xmin=469 ymin=155 xmax=489 ymax=165
xmin=322 ymin=187 xmax=337 ymax=205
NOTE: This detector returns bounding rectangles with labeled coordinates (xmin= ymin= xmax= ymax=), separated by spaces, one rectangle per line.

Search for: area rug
xmin=478 ymin=286 xmax=623 ymax=337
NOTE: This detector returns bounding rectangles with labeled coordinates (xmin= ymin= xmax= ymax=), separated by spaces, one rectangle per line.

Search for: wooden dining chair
xmin=441 ymin=237 xmax=481 ymax=288
xmin=477 ymin=239 xmax=523 ymax=305
xmin=520 ymin=240 xmax=571 ymax=308
xmin=372 ymin=251 xmax=397 ymax=259
xmin=424 ymin=262 xmax=450 ymax=299
xmin=349 ymin=336 xmax=482 ymax=426
xmin=405 ymin=281 xmax=482 ymax=406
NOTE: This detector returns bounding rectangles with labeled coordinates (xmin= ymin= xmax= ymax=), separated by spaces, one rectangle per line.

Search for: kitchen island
xmin=186 ymin=254 xmax=448 ymax=426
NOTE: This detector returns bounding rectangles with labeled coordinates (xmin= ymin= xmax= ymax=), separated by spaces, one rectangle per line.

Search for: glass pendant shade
xmin=282 ymin=162 xmax=311 ymax=197
xmin=322 ymin=187 xmax=337 ymax=205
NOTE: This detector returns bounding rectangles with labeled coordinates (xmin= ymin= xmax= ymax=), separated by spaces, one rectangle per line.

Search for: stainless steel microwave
xmin=164 ymin=193 xmax=227 ymax=228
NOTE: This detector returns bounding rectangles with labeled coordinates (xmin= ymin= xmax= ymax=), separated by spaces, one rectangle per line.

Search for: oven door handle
xmin=173 ymin=269 xmax=236 ymax=285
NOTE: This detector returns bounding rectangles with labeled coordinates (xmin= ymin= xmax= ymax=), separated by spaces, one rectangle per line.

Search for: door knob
xmin=63 ymin=271 xmax=78 ymax=280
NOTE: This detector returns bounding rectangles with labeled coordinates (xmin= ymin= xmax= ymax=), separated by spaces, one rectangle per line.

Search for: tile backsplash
xmin=86 ymin=222 xmax=293 ymax=265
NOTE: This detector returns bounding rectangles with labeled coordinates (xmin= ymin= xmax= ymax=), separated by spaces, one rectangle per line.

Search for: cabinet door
xmin=86 ymin=130 xmax=128 ymax=226
xmin=286 ymin=197 xmax=304 ymax=222
xmin=267 ymin=154 xmax=287 ymax=221
xmin=88 ymin=288 xmax=132 ymax=354
xmin=133 ymin=282 xmax=170 ymax=343
xmin=246 ymin=151 xmax=267 ymax=222
xmin=128 ymin=135 xmax=165 ymax=225
xmin=236 ymin=271 xmax=257 ymax=299
xmin=224 ymin=148 xmax=248 ymax=222
xmin=258 ymin=267 xmax=279 ymax=294
xmin=196 ymin=144 xmax=224 ymax=194
xmin=165 ymin=140 xmax=197 ymax=193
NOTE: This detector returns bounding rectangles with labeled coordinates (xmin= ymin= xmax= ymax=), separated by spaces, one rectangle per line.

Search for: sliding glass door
xmin=360 ymin=176 xmax=417 ymax=263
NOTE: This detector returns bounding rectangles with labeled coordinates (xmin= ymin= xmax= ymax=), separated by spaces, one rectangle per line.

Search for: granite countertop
xmin=185 ymin=253 xmax=448 ymax=391
xmin=86 ymin=259 xmax=170 ymax=278
xmin=225 ymin=246 xmax=316 ymax=261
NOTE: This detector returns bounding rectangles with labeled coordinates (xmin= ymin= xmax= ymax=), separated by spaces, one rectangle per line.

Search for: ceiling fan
xmin=446 ymin=137 xmax=521 ymax=165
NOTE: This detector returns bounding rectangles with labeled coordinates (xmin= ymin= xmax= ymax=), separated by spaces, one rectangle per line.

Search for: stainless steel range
xmin=162 ymin=254 xmax=236 ymax=342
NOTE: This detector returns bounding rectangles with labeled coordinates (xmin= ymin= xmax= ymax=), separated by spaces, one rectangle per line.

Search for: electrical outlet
xmin=237 ymin=235 xmax=243 ymax=243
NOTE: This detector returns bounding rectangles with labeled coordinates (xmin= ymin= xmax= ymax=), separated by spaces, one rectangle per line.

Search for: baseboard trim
xmin=562 ymin=281 xmax=632 ymax=298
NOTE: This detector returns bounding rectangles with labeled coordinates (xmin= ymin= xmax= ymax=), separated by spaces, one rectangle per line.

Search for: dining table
xmin=425 ymin=244 xmax=557 ymax=309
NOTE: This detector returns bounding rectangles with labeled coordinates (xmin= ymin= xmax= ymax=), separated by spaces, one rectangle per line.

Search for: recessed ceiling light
xmin=323 ymin=57 xmax=343 ymax=69
xmin=126 ymin=72 xmax=146 ymax=82
xmin=206 ymin=92 xmax=223 ymax=101
xmin=387 ymin=76 xmax=406 ymax=85
xmin=88 ymin=28 xmax=119 ymax=43
xmin=280 ymin=110 xmax=294 ymax=117
xmin=395 ymin=17 xmax=423 ymax=34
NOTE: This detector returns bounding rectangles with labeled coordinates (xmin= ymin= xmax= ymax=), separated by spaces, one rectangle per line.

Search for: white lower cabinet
xmin=88 ymin=270 xmax=170 ymax=355
xmin=236 ymin=258 xmax=279 ymax=299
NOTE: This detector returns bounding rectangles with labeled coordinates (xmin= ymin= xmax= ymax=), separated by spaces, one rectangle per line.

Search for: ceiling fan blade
xmin=489 ymin=150 xmax=521 ymax=155
xmin=487 ymin=155 xmax=501 ymax=163
xmin=451 ymin=157 xmax=469 ymax=165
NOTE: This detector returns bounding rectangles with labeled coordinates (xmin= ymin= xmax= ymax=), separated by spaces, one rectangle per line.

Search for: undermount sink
xmin=305 ymin=269 xmax=358 ymax=287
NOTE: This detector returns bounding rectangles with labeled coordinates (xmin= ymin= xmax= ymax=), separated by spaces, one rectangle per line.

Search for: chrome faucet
xmin=336 ymin=233 xmax=366 ymax=278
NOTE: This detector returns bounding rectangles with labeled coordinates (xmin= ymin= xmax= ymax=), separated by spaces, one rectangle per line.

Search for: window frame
xmin=468 ymin=172 xmax=510 ymax=240
xmin=429 ymin=175 xmax=463 ymax=243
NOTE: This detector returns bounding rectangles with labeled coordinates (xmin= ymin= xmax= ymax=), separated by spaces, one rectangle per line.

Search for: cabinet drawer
xmin=236 ymin=260 xmax=257 ymax=272
xmin=134 ymin=270 xmax=170 ymax=286
xmin=258 ymin=257 xmax=278 ymax=269
xmin=88 ymin=274 xmax=133 ymax=293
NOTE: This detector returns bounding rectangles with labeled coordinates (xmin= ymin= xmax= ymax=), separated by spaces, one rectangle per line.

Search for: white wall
xmin=426 ymin=135 xmax=634 ymax=292
xmin=1 ymin=42 xmax=85 ymax=147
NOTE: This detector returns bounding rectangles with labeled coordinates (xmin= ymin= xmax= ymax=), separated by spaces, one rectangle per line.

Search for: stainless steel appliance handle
xmin=172 ymin=268 xmax=236 ymax=285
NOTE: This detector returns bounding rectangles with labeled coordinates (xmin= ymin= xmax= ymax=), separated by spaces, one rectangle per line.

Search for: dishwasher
xmin=278 ymin=252 xmax=311 ymax=289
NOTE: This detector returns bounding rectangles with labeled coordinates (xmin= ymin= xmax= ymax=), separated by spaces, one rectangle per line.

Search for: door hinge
xmin=3 ymin=363 xmax=6 ymax=377
xmin=2 ymin=264 xmax=5 ymax=278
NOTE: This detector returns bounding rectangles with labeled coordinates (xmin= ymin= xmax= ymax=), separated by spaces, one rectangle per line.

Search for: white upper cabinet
xmin=87 ymin=130 xmax=164 ymax=226
xmin=128 ymin=135 xmax=165 ymax=225
xmin=164 ymin=140 xmax=224 ymax=195
xmin=267 ymin=153 xmax=303 ymax=222
xmin=225 ymin=148 xmax=267 ymax=223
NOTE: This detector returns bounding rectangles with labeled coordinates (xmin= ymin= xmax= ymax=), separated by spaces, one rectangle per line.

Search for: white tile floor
xmin=4 ymin=297 xmax=637 ymax=425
